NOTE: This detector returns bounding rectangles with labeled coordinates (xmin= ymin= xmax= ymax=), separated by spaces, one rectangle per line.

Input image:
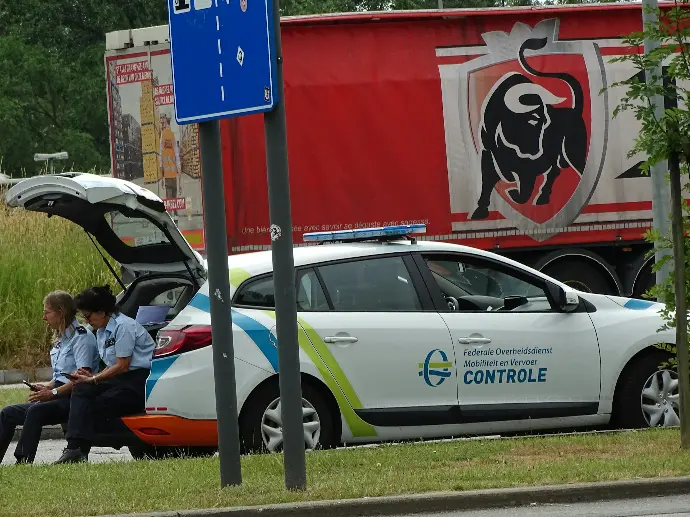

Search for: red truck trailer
xmin=104 ymin=3 xmax=665 ymax=298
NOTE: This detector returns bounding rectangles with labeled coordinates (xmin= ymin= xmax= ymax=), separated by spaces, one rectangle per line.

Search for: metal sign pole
xmin=199 ymin=119 xmax=243 ymax=488
xmin=642 ymin=0 xmax=672 ymax=296
xmin=167 ymin=0 xmax=303 ymax=488
xmin=263 ymin=0 xmax=307 ymax=491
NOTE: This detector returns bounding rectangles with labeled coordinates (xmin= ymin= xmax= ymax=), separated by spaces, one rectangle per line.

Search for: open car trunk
xmin=5 ymin=173 xmax=207 ymax=334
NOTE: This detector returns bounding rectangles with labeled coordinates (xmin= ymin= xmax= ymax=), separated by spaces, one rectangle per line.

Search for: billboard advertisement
xmin=105 ymin=44 xmax=205 ymax=251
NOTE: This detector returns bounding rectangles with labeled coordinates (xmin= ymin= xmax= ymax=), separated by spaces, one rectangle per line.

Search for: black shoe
xmin=15 ymin=457 xmax=31 ymax=465
xmin=54 ymin=448 xmax=87 ymax=464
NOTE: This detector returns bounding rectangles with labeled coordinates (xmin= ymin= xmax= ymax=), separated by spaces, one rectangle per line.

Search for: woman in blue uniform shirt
xmin=55 ymin=285 xmax=155 ymax=464
xmin=0 ymin=291 xmax=99 ymax=465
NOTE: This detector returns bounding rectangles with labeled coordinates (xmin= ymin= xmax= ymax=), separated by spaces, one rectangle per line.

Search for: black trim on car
xmin=353 ymin=402 xmax=600 ymax=427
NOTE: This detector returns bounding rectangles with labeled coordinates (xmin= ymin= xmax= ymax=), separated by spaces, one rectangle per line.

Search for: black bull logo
xmin=470 ymin=37 xmax=588 ymax=221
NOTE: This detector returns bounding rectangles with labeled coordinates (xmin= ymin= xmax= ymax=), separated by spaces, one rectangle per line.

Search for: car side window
xmin=317 ymin=256 xmax=422 ymax=312
xmin=296 ymin=269 xmax=329 ymax=311
xmin=423 ymin=255 xmax=552 ymax=312
xmin=235 ymin=276 xmax=275 ymax=308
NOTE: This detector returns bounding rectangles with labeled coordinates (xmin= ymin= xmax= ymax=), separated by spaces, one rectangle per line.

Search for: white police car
xmin=6 ymin=173 xmax=679 ymax=458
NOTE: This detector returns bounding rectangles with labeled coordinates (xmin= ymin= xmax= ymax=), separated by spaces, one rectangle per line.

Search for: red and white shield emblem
xmin=438 ymin=19 xmax=608 ymax=239
xmin=240 ymin=0 xmax=248 ymax=12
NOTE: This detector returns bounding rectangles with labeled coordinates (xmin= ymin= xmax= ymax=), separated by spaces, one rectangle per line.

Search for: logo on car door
xmin=418 ymin=349 xmax=453 ymax=387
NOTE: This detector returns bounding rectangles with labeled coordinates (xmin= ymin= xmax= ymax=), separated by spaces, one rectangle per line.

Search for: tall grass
xmin=0 ymin=194 xmax=116 ymax=371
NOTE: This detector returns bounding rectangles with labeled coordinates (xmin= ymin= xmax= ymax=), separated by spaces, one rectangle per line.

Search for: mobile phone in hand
xmin=22 ymin=380 xmax=39 ymax=392
xmin=61 ymin=372 xmax=77 ymax=380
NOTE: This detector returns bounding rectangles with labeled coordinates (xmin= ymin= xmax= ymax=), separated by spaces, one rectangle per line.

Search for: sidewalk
xmin=0 ymin=368 xmax=52 ymax=385
xmin=83 ymin=475 xmax=690 ymax=517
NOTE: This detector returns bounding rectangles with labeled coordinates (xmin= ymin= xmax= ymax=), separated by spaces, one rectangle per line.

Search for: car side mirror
xmin=546 ymin=282 xmax=580 ymax=312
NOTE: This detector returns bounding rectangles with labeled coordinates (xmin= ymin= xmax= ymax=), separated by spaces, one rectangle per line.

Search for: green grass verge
xmin=0 ymin=387 xmax=27 ymax=407
xmin=0 ymin=428 xmax=688 ymax=517
xmin=0 ymin=199 xmax=117 ymax=370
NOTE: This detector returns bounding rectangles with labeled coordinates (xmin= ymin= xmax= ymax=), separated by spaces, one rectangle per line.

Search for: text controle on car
xmin=5 ymin=173 xmax=681 ymax=459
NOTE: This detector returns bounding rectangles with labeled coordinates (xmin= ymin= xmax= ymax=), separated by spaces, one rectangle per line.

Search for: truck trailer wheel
xmin=536 ymin=251 xmax=620 ymax=295
xmin=631 ymin=255 xmax=655 ymax=299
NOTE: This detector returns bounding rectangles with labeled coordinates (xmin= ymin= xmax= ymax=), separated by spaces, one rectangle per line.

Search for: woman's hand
xmin=29 ymin=388 xmax=55 ymax=403
xmin=71 ymin=372 xmax=95 ymax=385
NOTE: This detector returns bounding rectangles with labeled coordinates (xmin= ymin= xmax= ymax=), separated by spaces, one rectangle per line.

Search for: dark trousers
xmin=0 ymin=395 xmax=71 ymax=463
xmin=65 ymin=369 xmax=149 ymax=448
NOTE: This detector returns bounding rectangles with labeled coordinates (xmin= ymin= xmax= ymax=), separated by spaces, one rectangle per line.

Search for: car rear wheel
xmin=240 ymin=380 xmax=335 ymax=454
xmin=612 ymin=350 xmax=680 ymax=429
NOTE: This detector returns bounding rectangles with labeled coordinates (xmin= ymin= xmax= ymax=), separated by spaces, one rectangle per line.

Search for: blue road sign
xmin=167 ymin=0 xmax=277 ymax=124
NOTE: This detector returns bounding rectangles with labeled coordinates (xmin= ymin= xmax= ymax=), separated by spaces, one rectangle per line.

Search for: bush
xmin=0 ymin=194 xmax=117 ymax=371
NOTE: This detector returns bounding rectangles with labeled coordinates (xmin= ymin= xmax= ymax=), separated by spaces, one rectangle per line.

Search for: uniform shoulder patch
xmin=76 ymin=326 xmax=87 ymax=334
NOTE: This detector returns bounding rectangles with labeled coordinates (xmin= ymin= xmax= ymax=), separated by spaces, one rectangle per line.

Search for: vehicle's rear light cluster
xmin=154 ymin=325 xmax=212 ymax=357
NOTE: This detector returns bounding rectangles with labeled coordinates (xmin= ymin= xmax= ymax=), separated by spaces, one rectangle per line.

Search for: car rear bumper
xmin=121 ymin=415 xmax=218 ymax=447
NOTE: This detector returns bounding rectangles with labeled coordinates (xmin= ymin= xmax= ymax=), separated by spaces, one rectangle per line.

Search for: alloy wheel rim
xmin=641 ymin=369 xmax=680 ymax=427
xmin=260 ymin=397 xmax=321 ymax=452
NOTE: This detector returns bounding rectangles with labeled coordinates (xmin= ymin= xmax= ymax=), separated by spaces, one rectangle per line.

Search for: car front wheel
xmin=240 ymin=380 xmax=335 ymax=454
xmin=613 ymin=350 xmax=680 ymax=429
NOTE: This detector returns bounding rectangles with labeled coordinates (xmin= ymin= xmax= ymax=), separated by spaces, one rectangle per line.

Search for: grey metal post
xmin=642 ymin=0 xmax=672 ymax=297
xmin=263 ymin=0 xmax=307 ymax=491
xmin=438 ymin=0 xmax=444 ymax=8
xmin=199 ymin=119 xmax=243 ymax=487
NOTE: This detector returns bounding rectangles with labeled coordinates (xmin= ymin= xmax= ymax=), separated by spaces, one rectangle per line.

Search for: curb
xmin=11 ymin=425 xmax=64 ymax=443
xmin=0 ymin=368 xmax=52 ymax=385
xmin=93 ymin=475 xmax=690 ymax=517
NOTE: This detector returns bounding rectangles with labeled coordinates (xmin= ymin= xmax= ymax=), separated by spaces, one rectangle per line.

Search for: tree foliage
xmin=5 ymin=0 xmax=648 ymax=177
xmin=0 ymin=1 xmax=169 ymax=176
xmin=606 ymin=0 xmax=690 ymax=445
xmin=606 ymin=0 xmax=690 ymax=335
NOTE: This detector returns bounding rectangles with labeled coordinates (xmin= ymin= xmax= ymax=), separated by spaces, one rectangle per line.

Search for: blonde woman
xmin=0 ymin=291 xmax=99 ymax=465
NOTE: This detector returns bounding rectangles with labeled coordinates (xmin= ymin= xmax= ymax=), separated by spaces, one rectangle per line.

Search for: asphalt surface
xmin=396 ymin=494 xmax=690 ymax=517
xmin=1 ymin=439 xmax=132 ymax=466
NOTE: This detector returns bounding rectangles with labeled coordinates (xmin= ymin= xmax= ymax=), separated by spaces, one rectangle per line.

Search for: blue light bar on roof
xmin=303 ymin=224 xmax=427 ymax=243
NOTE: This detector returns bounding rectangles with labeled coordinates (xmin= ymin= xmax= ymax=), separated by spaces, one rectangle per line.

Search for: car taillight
xmin=154 ymin=325 xmax=212 ymax=357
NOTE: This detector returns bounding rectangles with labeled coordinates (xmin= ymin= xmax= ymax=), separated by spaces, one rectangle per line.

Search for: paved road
xmin=1 ymin=439 xmax=132 ymax=466
xmin=398 ymin=494 xmax=690 ymax=517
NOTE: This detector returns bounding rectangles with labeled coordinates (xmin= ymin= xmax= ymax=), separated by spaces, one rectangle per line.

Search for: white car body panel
xmin=151 ymin=240 xmax=675 ymax=444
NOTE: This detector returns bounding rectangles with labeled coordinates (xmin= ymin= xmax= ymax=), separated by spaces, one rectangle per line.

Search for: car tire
xmin=239 ymin=379 xmax=335 ymax=454
xmin=128 ymin=443 xmax=216 ymax=460
xmin=612 ymin=350 xmax=680 ymax=429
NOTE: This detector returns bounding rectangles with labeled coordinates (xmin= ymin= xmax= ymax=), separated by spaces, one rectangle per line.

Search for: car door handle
xmin=324 ymin=336 xmax=359 ymax=344
xmin=458 ymin=337 xmax=492 ymax=345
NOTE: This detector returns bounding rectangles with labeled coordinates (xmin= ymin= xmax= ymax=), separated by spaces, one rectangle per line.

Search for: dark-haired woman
xmin=54 ymin=285 xmax=155 ymax=464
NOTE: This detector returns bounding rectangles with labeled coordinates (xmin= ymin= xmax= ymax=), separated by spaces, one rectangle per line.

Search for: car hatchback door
xmin=4 ymin=172 xmax=206 ymax=282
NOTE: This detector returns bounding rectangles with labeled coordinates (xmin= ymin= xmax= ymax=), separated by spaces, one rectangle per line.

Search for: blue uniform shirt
xmin=96 ymin=312 xmax=155 ymax=370
xmin=51 ymin=319 xmax=100 ymax=384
